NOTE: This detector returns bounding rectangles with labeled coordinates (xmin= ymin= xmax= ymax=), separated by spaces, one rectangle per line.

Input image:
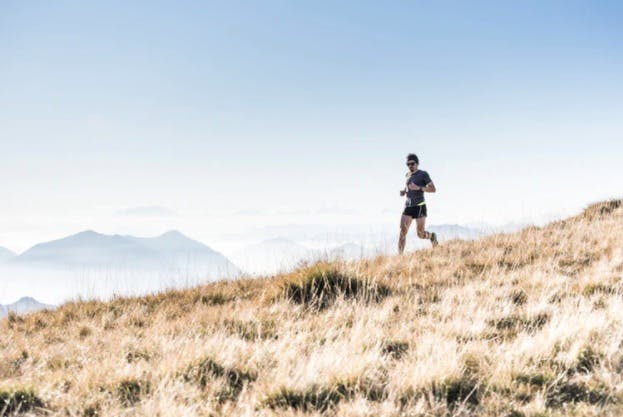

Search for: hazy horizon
xmin=0 ymin=219 xmax=492 ymax=305
xmin=0 ymin=199 xmax=600 ymax=255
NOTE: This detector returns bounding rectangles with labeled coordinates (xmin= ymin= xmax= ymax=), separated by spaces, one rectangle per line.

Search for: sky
xmin=1 ymin=0 xmax=623 ymax=253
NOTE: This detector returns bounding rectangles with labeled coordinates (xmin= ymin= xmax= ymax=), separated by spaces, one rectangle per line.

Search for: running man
xmin=399 ymin=153 xmax=438 ymax=254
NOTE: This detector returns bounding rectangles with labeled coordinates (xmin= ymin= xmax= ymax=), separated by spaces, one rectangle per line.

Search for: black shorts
xmin=403 ymin=204 xmax=427 ymax=219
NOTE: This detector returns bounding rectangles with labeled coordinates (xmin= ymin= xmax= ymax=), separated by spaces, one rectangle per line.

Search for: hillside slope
xmin=1 ymin=200 xmax=622 ymax=417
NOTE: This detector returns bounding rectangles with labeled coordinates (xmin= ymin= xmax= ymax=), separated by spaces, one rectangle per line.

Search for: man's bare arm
xmin=421 ymin=182 xmax=436 ymax=193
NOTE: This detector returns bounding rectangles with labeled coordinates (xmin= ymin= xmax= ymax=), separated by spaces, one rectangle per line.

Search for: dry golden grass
xmin=2 ymin=199 xmax=623 ymax=416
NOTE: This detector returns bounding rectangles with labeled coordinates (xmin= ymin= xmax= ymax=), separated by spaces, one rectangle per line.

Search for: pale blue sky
xmin=1 ymin=0 xmax=622 ymax=251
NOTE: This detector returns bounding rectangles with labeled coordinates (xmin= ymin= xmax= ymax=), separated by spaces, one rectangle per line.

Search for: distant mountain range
xmin=0 ymin=225 xmax=487 ymax=288
xmin=230 ymin=237 xmax=321 ymax=275
xmin=222 ymin=222 xmax=486 ymax=244
xmin=428 ymin=224 xmax=485 ymax=241
xmin=0 ymin=246 xmax=16 ymax=262
xmin=230 ymin=239 xmax=379 ymax=275
xmin=325 ymin=242 xmax=367 ymax=260
xmin=10 ymin=230 xmax=241 ymax=278
xmin=0 ymin=297 xmax=54 ymax=318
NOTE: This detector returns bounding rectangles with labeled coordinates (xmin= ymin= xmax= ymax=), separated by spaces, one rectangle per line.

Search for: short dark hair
xmin=406 ymin=153 xmax=419 ymax=164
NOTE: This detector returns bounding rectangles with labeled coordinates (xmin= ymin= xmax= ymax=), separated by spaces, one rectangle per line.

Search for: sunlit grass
xmin=1 ymin=200 xmax=622 ymax=416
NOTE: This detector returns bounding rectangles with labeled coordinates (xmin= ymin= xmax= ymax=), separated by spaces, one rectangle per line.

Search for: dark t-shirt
xmin=405 ymin=170 xmax=432 ymax=207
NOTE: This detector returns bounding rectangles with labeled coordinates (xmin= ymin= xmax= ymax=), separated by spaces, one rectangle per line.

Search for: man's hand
xmin=407 ymin=183 xmax=421 ymax=191
xmin=400 ymin=189 xmax=406 ymax=196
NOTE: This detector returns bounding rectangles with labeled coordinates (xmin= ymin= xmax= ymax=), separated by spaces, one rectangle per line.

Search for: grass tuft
xmin=198 ymin=292 xmax=233 ymax=306
xmin=262 ymin=378 xmax=386 ymax=412
xmin=514 ymin=372 xmax=552 ymax=387
xmin=488 ymin=312 xmax=550 ymax=334
xmin=510 ymin=289 xmax=528 ymax=305
xmin=183 ymin=357 xmax=256 ymax=402
xmin=263 ymin=384 xmax=348 ymax=412
xmin=584 ymin=199 xmax=622 ymax=218
xmin=283 ymin=264 xmax=390 ymax=310
xmin=381 ymin=340 xmax=410 ymax=360
xmin=82 ymin=403 xmax=100 ymax=417
xmin=545 ymin=381 xmax=612 ymax=408
xmin=575 ymin=347 xmax=602 ymax=374
xmin=78 ymin=326 xmax=92 ymax=338
xmin=583 ymin=283 xmax=617 ymax=297
xmin=125 ymin=350 xmax=151 ymax=364
xmin=115 ymin=379 xmax=150 ymax=407
xmin=222 ymin=318 xmax=278 ymax=341
xmin=431 ymin=375 xmax=480 ymax=407
xmin=0 ymin=389 xmax=44 ymax=417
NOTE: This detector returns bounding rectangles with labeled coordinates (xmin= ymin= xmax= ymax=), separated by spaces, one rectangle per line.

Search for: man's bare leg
xmin=416 ymin=217 xmax=438 ymax=247
xmin=416 ymin=217 xmax=431 ymax=239
xmin=399 ymin=214 xmax=412 ymax=254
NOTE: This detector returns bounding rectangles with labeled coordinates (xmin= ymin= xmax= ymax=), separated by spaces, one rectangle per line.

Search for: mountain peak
xmin=159 ymin=230 xmax=185 ymax=238
xmin=73 ymin=230 xmax=102 ymax=239
xmin=16 ymin=296 xmax=38 ymax=303
xmin=0 ymin=296 xmax=54 ymax=318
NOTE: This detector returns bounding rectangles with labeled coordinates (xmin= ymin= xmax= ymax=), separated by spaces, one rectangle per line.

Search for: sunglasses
xmin=406 ymin=162 xmax=416 ymax=166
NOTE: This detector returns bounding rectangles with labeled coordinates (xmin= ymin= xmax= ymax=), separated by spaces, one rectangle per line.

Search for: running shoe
xmin=430 ymin=232 xmax=438 ymax=247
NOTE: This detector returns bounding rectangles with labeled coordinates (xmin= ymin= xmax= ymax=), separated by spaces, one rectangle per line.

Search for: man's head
xmin=406 ymin=153 xmax=419 ymax=172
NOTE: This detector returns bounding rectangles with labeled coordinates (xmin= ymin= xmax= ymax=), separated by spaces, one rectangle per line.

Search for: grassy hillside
xmin=2 ymin=200 xmax=623 ymax=417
